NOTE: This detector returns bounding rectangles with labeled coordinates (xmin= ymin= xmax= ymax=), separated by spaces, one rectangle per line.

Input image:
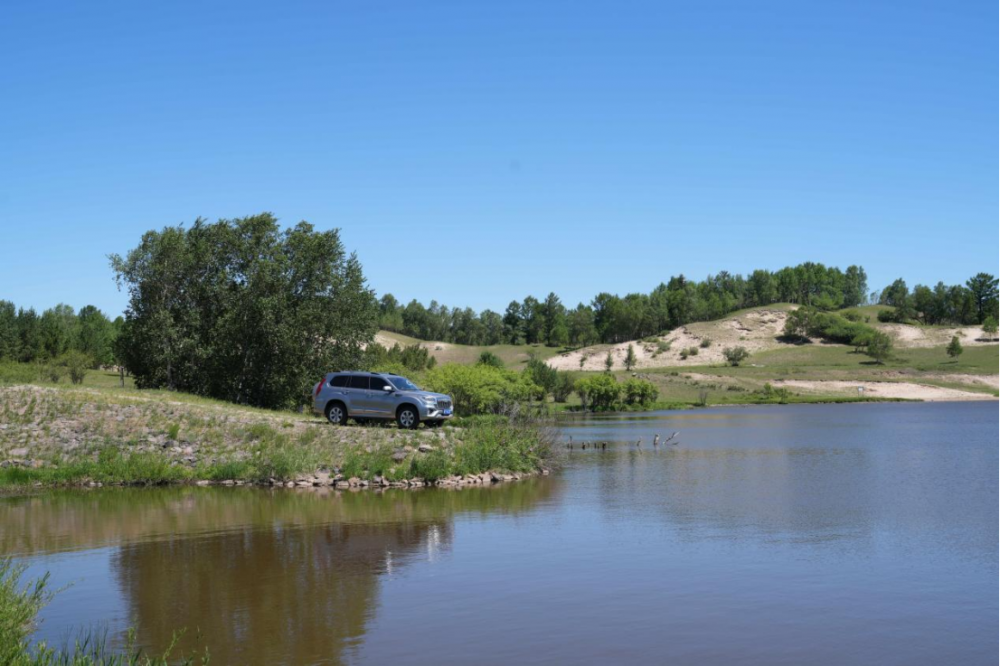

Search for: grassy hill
xmin=375 ymin=330 xmax=567 ymax=368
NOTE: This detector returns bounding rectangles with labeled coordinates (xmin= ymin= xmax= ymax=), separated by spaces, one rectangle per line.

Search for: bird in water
xmin=663 ymin=431 xmax=680 ymax=446
xmin=653 ymin=434 xmax=660 ymax=446
xmin=635 ymin=437 xmax=642 ymax=448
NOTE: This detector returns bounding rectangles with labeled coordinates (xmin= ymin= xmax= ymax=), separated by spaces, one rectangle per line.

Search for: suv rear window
xmin=348 ymin=375 xmax=370 ymax=390
xmin=330 ymin=375 xmax=348 ymax=388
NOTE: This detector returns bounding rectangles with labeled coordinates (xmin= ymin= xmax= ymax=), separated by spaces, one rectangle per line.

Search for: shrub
xmin=56 ymin=350 xmax=92 ymax=385
xmin=624 ymin=344 xmax=637 ymax=371
xmin=687 ymin=346 xmax=699 ymax=356
xmin=982 ymin=316 xmax=998 ymax=340
xmin=864 ymin=331 xmax=893 ymax=364
xmin=946 ymin=335 xmax=963 ymax=359
xmin=756 ymin=382 xmax=791 ymax=404
xmin=423 ymin=364 xmax=543 ymax=415
xmin=44 ymin=363 xmax=66 ymax=383
xmin=679 ymin=349 xmax=689 ymax=360
xmin=621 ymin=378 xmax=658 ymax=407
xmin=552 ymin=373 xmax=575 ymax=403
xmin=575 ymin=373 xmax=621 ymax=411
xmin=722 ymin=346 xmax=750 ymax=366
xmin=699 ymin=338 xmax=711 ymax=348
xmin=477 ymin=350 xmax=505 ymax=369
xmin=524 ymin=357 xmax=558 ymax=397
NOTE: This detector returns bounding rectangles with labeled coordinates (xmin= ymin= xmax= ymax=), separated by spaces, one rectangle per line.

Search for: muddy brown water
xmin=5 ymin=401 xmax=997 ymax=664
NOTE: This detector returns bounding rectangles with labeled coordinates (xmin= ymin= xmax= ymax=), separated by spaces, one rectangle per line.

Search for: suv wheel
xmin=325 ymin=402 xmax=347 ymax=426
xmin=396 ymin=406 xmax=419 ymax=430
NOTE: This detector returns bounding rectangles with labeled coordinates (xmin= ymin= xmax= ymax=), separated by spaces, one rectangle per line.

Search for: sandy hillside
xmin=874 ymin=323 xmax=992 ymax=348
xmin=548 ymin=309 xmax=792 ymax=371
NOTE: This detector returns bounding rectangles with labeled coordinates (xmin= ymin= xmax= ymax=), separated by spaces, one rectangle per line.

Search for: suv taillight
xmin=314 ymin=379 xmax=325 ymax=397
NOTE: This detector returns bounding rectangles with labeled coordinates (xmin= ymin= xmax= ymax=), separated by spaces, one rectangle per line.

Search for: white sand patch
xmin=547 ymin=309 xmax=794 ymax=371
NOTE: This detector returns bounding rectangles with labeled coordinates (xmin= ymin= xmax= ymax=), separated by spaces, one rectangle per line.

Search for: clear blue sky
xmin=1 ymin=0 xmax=996 ymax=317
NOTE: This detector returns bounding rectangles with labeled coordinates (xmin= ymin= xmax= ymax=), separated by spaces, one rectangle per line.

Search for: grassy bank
xmin=0 ymin=382 xmax=552 ymax=491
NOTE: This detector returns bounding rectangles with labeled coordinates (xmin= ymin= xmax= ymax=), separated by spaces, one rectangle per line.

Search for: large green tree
xmin=965 ymin=273 xmax=999 ymax=324
xmin=110 ymin=214 xmax=378 ymax=408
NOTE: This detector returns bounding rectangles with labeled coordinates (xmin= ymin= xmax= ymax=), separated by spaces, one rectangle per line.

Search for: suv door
xmin=345 ymin=374 xmax=373 ymax=414
xmin=366 ymin=375 xmax=398 ymax=417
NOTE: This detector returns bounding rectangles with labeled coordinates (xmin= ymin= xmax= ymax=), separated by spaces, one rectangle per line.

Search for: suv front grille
xmin=437 ymin=398 xmax=452 ymax=411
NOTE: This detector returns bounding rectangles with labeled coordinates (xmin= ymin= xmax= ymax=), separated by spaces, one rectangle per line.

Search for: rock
xmin=221 ymin=479 xmax=235 ymax=486
xmin=335 ymin=481 xmax=350 ymax=489
xmin=391 ymin=450 xmax=408 ymax=462
xmin=195 ymin=480 xmax=211 ymax=487
xmin=348 ymin=476 xmax=361 ymax=486
xmin=10 ymin=447 xmax=28 ymax=457
xmin=417 ymin=444 xmax=434 ymax=453
xmin=285 ymin=481 xmax=295 ymax=488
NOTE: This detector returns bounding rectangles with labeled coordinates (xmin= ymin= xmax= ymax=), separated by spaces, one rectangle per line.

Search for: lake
xmin=5 ymin=401 xmax=997 ymax=664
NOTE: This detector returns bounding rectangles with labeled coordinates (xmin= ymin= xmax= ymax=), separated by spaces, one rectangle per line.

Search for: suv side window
xmin=369 ymin=376 xmax=389 ymax=390
xmin=330 ymin=375 xmax=349 ymax=388
xmin=348 ymin=375 xmax=370 ymax=390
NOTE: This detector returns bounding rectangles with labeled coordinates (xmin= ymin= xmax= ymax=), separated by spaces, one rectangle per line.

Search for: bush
xmin=982 ymin=316 xmax=998 ymax=340
xmin=575 ymin=373 xmax=621 ymax=411
xmin=946 ymin=335 xmax=963 ymax=359
xmin=864 ymin=331 xmax=893 ymax=364
xmin=423 ymin=364 xmax=543 ymax=415
xmin=524 ymin=357 xmax=558 ymax=397
xmin=687 ymin=346 xmax=699 ymax=356
xmin=756 ymin=382 xmax=791 ymax=403
xmin=699 ymin=338 xmax=711 ymax=348
xmin=722 ymin=346 xmax=750 ymax=366
xmin=621 ymin=378 xmax=658 ymax=407
xmin=575 ymin=374 xmax=657 ymax=411
xmin=785 ymin=307 xmax=877 ymax=345
xmin=44 ymin=363 xmax=66 ymax=383
xmin=57 ymin=350 xmax=92 ymax=385
xmin=477 ymin=350 xmax=505 ymax=369
xmin=552 ymin=373 xmax=575 ymax=403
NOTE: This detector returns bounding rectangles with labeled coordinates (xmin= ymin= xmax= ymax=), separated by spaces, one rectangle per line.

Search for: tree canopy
xmin=110 ymin=213 xmax=378 ymax=409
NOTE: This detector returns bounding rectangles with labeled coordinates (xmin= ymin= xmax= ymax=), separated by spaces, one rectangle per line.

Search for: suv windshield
xmin=388 ymin=376 xmax=419 ymax=391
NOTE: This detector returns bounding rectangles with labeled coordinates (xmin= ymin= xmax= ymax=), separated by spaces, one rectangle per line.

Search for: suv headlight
xmin=422 ymin=396 xmax=438 ymax=406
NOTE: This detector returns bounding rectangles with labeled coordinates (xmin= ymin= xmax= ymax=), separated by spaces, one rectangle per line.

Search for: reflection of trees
xmin=114 ymin=519 xmax=445 ymax=664
xmin=1 ymin=479 xmax=558 ymax=665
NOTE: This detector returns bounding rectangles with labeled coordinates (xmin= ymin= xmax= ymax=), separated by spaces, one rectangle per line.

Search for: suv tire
xmin=396 ymin=405 xmax=419 ymax=430
xmin=325 ymin=401 xmax=347 ymax=426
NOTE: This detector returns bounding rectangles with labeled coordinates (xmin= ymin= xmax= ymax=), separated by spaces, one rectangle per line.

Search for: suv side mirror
xmin=382 ymin=385 xmax=393 ymax=392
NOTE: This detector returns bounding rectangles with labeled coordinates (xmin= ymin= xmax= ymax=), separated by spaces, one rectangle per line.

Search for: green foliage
xmin=1 ymin=558 xmax=50 ymax=666
xmin=552 ymin=373 xmax=575 ymax=403
xmin=423 ymin=363 xmax=543 ymax=414
xmin=755 ymin=382 xmax=791 ymax=403
xmin=368 ymin=342 xmax=435 ymax=373
xmin=624 ymin=344 xmax=637 ymax=371
xmin=982 ymin=316 xmax=998 ymax=340
xmin=722 ymin=346 xmax=750 ymax=366
xmin=785 ymin=307 xmax=877 ymax=345
xmin=110 ymin=214 xmax=378 ymax=409
xmin=524 ymin=357 xmax=558 ymax=397
xmin=699 ymin=338 xmax=712 ymax=348
xmin=58 ymin=350 xmax=92 ymax=385
xmin=575 ymin=373 xmax=621 ymax=411
xmin=476 ymin=350 xmax=505 ymax=369
xmin=574 ymin=374 xmax=657 ymax=411
xmin=621 ymin=378 xmax=659 ymax=406
xmin=864 ymin=331 xmax=893 ymax=364
xmin=946 ymin=335 xmax=963 ymax=359
xmin=604 ymin=350 xmax=614 ymax=372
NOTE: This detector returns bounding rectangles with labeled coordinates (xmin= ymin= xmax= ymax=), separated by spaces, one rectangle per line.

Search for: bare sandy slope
xmin=874 ymin=323 xmax=992 ymax=348
xmin=548 ymin=307 xmax=998 ymax=372
xmin=773 ymin=380 xmax=997 ymax=402
xmin=548 ymin=309 xmax=793 ymax=371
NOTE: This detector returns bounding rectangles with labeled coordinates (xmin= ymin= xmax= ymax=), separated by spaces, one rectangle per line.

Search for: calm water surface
xmin=4 ymin=402 xmax=997 ymax=664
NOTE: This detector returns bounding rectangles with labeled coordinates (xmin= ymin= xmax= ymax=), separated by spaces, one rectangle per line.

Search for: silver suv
xmin=312 ymin=371 xmax=453 ymax=429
